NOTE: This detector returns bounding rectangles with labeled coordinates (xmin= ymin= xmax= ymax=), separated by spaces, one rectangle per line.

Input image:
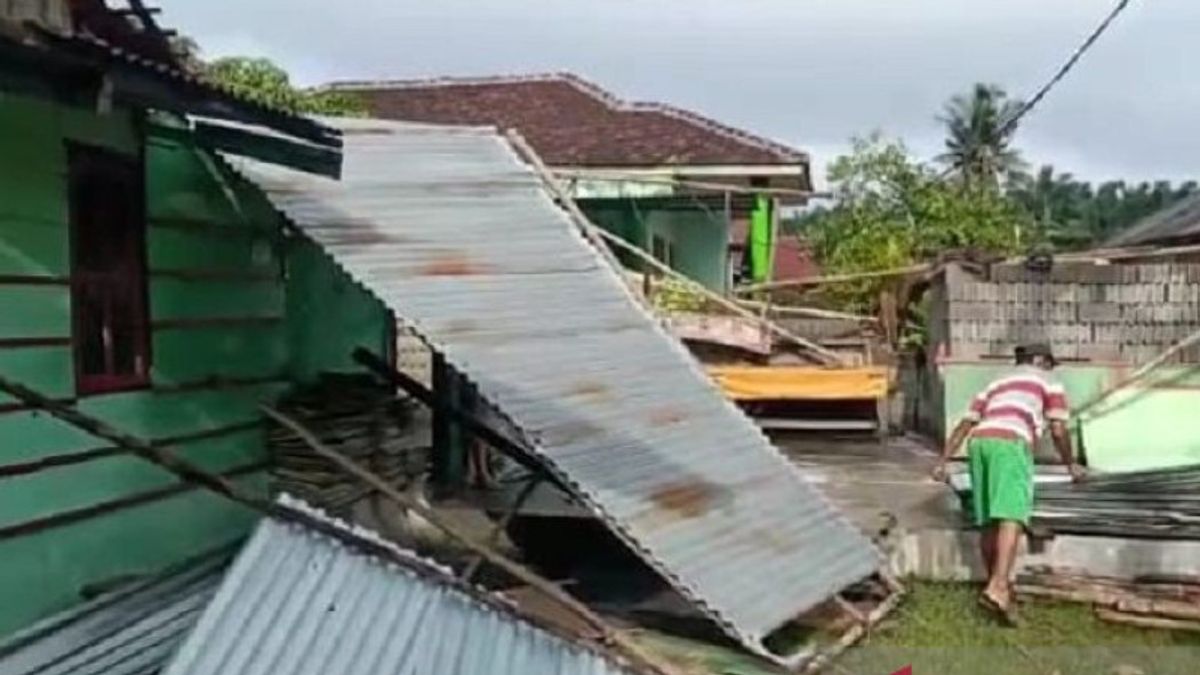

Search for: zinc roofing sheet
xmin=0 ymin=553 xmax=227 ymax=675
xmin=221 ymin=118 xmax=879 ymax=657
xmin=162 ymin=497 xmax=638 ymax=675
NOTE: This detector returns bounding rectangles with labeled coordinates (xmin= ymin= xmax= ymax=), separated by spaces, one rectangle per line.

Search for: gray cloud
xmin=166 ymin=0 xmax=1200 ymax=185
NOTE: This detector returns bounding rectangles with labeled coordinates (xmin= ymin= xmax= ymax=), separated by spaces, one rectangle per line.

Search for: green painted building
xmin=0 ymin=14 xmax=390 ymax=636
xmin=579 ymin=196 xmax=731 ymax=291
xmin=338 ymin=73 xmax=814 ymax=293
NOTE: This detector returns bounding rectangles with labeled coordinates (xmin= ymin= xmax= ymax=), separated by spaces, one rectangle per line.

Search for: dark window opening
xmin=68 ymin=144 xmax=150 ymax=395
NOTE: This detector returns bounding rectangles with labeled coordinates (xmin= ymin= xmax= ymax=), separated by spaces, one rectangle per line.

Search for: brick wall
xmin=938 ymin=261 xmax=1200 ymax=364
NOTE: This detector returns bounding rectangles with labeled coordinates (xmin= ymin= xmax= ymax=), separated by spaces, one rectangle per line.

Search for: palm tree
xmin=938 ymin=84 xmax=1026 ymax=189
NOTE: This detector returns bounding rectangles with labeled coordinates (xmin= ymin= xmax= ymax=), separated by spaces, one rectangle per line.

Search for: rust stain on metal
xmin=546 ymin=420 xmax=606 ymax=446
xmin=650 ymin=480 xmax=721 ymax=519
xmin=328 ymin=229 xmax=402 ymax=246
xmin=442 ymin=318 xmax=478 ymax=334
xmin=420 ymin=252 xmax=494 ymax=277
xmin=647 ymin=406 xmax=687 ymax=427
xmin=567 ymin=380 xmax=612 ymax=402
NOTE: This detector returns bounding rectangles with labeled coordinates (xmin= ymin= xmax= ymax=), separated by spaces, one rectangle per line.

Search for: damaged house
xmin=329 ymin=73 xmax=818 ymax=292
xmin=0 ymin=0 xmax=389 ymax=640
xmin=0 ymin=4 xmax=889 ymax=673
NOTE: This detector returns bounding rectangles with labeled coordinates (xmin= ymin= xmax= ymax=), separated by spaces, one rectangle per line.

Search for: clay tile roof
xmin=328 ymin=73 xmax=808 ymax=168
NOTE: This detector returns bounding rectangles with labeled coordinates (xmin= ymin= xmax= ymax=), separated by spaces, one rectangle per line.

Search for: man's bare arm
xmin=1049 ymin=420 xmax=1086 ymax=482
xmin=932 ymin=418 xmax=976 ymax=481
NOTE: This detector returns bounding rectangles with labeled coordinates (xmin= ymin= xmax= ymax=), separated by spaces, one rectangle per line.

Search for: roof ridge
xmin=327 ymin=72 xmax=806 ymax=162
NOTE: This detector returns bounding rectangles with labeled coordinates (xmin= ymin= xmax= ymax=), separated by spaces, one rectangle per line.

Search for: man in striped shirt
xmin=932 ymin=343 xmax=1085 ymax=622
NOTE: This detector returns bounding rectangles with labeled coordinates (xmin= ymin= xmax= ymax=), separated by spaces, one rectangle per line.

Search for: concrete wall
xmin=0 ymin=91 xmax=390 ymax=636
xmin=579 ymin=198 xmax=728 ymax=291
xmin=939 ymin=362 xmax=1200 ymax=472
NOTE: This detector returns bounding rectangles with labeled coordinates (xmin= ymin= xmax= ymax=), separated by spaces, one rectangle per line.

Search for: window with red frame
xmin=68 ymin=144 xmax=150 ymax=395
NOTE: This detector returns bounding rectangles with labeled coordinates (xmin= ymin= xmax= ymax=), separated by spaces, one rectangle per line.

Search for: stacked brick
xmin=939 ymin=262 xmax=1200 ymax=364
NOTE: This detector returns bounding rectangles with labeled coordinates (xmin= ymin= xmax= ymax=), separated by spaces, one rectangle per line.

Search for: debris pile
xmin=1017 ymin=567 xmax=1200 ymax=633
xmin=1032 ymin=464 xmax=1200 ymax=540
xmin=268 ymin=374 xmax=430 ymax=516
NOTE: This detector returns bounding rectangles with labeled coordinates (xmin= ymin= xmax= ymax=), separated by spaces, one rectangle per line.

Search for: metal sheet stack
xmin=1033 ymin=464 xmax=1200 ymax=540
xmin=268 ymin=374 xmax=431 ymax=516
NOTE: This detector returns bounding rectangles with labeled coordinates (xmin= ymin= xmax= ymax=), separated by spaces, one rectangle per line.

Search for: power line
xmin=999 ymin=0 xmax=1133 ymax=136
xmin=938 ymin=0 xmax=1134 ymax=180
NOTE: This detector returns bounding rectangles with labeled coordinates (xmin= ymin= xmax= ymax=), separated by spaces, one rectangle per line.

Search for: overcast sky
xmin=168 ymin=1 xmax=1197 ymax=187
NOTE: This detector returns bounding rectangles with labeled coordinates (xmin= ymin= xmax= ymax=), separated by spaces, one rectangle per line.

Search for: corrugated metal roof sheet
xmin=162 ymin=496 xmax=639 ymax=675
xmin=221 ymin=118 xmax=879 ymax=658
xmin=1105 ymin=192 xmax=1200 ymax=248
xmin=0 ymin=552 xmax=227 ymax=675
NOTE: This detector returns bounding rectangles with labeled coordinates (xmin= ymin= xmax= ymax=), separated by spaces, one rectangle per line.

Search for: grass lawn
xmin=838 ymin=582 xmax=1200 ymax=675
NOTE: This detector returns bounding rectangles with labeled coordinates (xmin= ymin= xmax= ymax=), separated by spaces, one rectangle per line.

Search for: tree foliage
xmin=938 ymin=83 xmax=1026 ymax=189
xmin=205 ymin=57 xmax=365 ymax=116
xmin=1008 ymin=166 xmax=1198 ymax=248
xmin=800 ymin=134 xmax=1027 ymax=311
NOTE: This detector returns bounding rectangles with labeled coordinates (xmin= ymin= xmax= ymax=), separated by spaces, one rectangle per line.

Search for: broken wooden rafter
xmin=260 ymin=403 xmax=683 ymax=675
xmin=735 ymin=263 xmax=935 ymax=295
xmin=0 ymin=374 xmax=672 ymax=675
xmin=351 ymin=348 xmax=569 ymax=492
xmin=586 ymin=226 xmax=844 ymax=365
xmin=734 ymin=298 xmax=877 ymax=323
xmin=1095 ymin=608 xmax=1200 ymax=633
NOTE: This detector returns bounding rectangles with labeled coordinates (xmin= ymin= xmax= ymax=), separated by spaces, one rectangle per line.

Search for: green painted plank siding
xmin=152 ymin=325 xmax=288 ymax=382
xmin=0 ymin=92 xmax=285 ymax=638
xmin=146 ymin=226 xmax=278 ymax=274
xmin=0 ymin=219 xmax=70 ymax=276
xmin=285 ymin=240 xmax=391 ymax=383
xmin=0 ymin=473 xmax=265 ymax=637
xmin=0 ymin=411 xmax=108 ymax=466
xmin=0 ymin=286 xmax=70 ymax=337
xmin=150 ymin=278 xmax=284 ymax=321
xmin=0 ymin=346 xmax=73 ymax=405
xmin=0 ymin=431 xmax=264 ymax=530
xmin=0 ymin=88 xmax=393 ymax=640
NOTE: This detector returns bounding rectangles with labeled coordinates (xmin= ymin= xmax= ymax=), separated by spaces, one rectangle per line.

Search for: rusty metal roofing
xmin=221 ymin=118 xmax=879 ymax=659
xmin=0 ymin=551 xmax=227 ymax=675
xmin=162 ymin=497 xmax=640 ymax=675
xmin=1105 ymin=192 xmax=1200 ymax=248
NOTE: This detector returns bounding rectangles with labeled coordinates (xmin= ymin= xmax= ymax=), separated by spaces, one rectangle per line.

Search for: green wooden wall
xmin=0 ymin=92 xmax=390 ymax=636
xmin=579 ymin=198 xmax=729 ymax=292
xmin=286 ymin=239 xmax=392 ymax=383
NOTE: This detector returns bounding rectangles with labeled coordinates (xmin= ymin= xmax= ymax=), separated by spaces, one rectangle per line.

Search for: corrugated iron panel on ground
xmin=221 ymin=119 xmax=879 ymax=655
xmin=0 ymin=552 xmax=227 ymax=675
xmin=162 ymin=497 xmax=638 ymax=675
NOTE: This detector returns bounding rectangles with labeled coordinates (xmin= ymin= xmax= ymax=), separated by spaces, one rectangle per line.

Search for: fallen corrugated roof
xmin=220 ymin=118 xmax=879 ymax=659
xmin=0 ymin=551 xmax=228 ymax=675
xmin=162 ymin=496 xmax=640 ymax=675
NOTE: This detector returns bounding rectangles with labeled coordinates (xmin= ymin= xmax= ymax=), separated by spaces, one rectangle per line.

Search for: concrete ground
xmin=777 ymin=432 xmax=1200 ymax=584
xmin=777 ymin=433 xmax=958 ymax=534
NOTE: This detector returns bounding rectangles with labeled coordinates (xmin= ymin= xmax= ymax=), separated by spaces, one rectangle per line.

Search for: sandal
xmin=979 ymin=591 xmax=1020 ymax=627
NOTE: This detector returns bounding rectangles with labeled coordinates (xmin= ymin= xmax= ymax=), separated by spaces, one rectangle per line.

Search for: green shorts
xmin=967 ymin=436 xmax=1034 ymax=527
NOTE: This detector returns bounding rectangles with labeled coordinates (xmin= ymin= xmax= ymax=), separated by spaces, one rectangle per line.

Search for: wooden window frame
xmin=67 ymin=143 xmax=152 ymax=396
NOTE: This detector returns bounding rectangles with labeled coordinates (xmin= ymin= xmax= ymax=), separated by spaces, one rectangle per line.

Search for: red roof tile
xmin=330 ymin=73 xmax=807 ymax=168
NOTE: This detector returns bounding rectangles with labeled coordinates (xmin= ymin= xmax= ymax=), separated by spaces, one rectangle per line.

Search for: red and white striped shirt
xmin=964 ymin=366 xmax=1070 ymax=446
